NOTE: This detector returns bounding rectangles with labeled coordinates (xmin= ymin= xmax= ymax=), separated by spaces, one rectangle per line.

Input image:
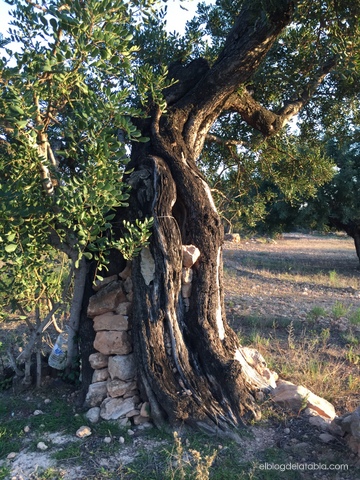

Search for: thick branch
xmin=224 ymin=58 xmax=336 ymax=137
xmin=175 ymin=1 xmax=295 ymax=154
xmin=206 ymin=133 xmax=246 ymax=148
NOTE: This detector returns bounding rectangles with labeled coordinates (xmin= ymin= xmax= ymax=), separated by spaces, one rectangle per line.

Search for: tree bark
xmin=126 ymin=142 xmax=269 ymax=434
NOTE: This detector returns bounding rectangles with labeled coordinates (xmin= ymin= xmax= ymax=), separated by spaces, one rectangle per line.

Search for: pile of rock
xmin=334 ymin=406 xmax=360 ymax=457
xmin=84 ymin=262 xmax=150 ymax=427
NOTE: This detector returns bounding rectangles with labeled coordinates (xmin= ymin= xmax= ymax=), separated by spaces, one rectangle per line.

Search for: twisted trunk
xmin=120 ymin=115 xmax=270 ymax=433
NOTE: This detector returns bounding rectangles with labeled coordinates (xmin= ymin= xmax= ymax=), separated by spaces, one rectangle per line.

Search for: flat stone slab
xmin=93 ymin=312 xmax=129 ymax=331
xmin=94 ymin=331 xmax=132 ymax=355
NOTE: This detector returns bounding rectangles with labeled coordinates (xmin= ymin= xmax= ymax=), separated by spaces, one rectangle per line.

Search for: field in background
xmin=224 ymin=233 xmax=360 ymax=414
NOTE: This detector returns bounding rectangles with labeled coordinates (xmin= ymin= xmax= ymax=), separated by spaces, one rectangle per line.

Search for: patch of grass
xmin=307 ymin=306 xmax=327 ymax=322
xmin=349 ymin=308 xmax=360 ymax=325
xmin=91 ymin=420 xmax=125 ymax=438
xmin=29 ymin=467 xmax=65 ymax=479
xmin=332 ymin=301 xmax=349 ymax=319
xmin=52 ymin=442 xmax=82 ymax=460
xmin=345 ymin=346 xmax=360 ymax=365
xmin=342 ymin=331 xmax=359 ymax=346
xmin=0 ymin=466 xmax=10 ymax=480
xmin=328 ymin=269 xmax=340 ymax=287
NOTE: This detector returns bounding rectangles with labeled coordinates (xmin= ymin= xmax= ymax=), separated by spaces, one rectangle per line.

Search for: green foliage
xmin=0 ymin=0 xmax=161 ymax=321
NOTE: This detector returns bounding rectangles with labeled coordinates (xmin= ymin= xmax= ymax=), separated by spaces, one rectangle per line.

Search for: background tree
xmin=1 ymin=0 xmax=360 ymax=436
xmin=294 ymin=136 xmax=360 ymax=261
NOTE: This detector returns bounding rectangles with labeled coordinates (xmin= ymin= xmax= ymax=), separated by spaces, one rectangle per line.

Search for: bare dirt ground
xmin=224 ymin=233 xmax=360 ymax=325
xmin=0 ymin=233 xmax=360 ymax=479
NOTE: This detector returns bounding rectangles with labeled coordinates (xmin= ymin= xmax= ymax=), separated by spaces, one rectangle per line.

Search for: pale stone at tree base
xmin=93 ymin=312 xmax=129 ymax=332
xmin=94 ymin=330 xmax=132 ymax=355
xmin=92 ymin=368 xmax=109 ymax=383
xmin=271 ymin=380 xmax=336 ymax=419
xmin=87 ymin=281 xmax=128 ymax=317
xmin=108 ymin=353 xmax=136 ymax=381
xmin=107 ymin=379 xmax=137 ymax=398
xmin=89 ymin=352 xmax=109 ymax=369
xmin=100 ymin=397 xmax=137 ymax=420
xmin=85 ymin=381 xmax=108 ymax=407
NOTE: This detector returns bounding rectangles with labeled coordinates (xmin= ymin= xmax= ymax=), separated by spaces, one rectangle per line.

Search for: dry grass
xmin=224 ymin=233 xmax=360 ymax=414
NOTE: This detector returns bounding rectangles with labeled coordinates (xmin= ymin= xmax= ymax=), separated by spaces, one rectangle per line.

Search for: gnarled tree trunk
xmin=126 ymin=151 xmax=264 ymax=433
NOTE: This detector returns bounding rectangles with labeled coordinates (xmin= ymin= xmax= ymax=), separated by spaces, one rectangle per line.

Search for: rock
xmin=133 ymin=415 xmax=150 ymax=425
xmin=181 ymin=267 xmax=193 ymax=285
xmin=100 ymin=397 xmax=136 ymax=420
xmin=93 ymin=312 xmax=129 ymax=332
xmin=127 ymin=429 xmax=135 ymax=436
xmin=123 ymin=277 xmax=133 ymax=294
xmin=181 ymin=284 xmax=192 ymax=298
xmin=93 ymin=274 xmax=118 ymax=292
xmin=85 ymin=381 xmax=108 ymax=407
xmin=33 ymin=410 xmax=44 ymax=416
xmin=108 ymin=354 xmax=136 ymax=381
xmin=115 ymin=302 xmax=132 ymax=315
xmin=7 ymin=452 xmax=17 ymax=459
xmin=140 ymin=402 xmax=151 ymax=418
xmin=44 ymin=398 xmax=51 ymax=404
xmin=76 ymin=426 xmax=92 ymax=438
xmin=119 ymin=436 xmax=125 ymax=444
xmin=309 ymin=415 xmax=331 ymax=431
xmin=126 ymin=409 xmax=140 ymax=418
xmin=224 ymin=233 xmax=240 ymax=243
xmin=123 ymin=389 xmax=140 ymax=399
xmin=86 ymin=407 xmax=101 ymax=424
xmin=284 ymin=428 xmax=290 ymax=434
xmin=328 ymin=420 xmax=343 ymax=436
xmin=89 ymin=352 xmax=109 ymax=369
xmin=239 ymin=347 xmax=277 ymax=388
xmin=292 ymin=442 xmax=309 ymax=452
xmin=87 ymin=281 xmax=127 ymax=317
xmin=335 ymin=412 xmax=352 ymax=433
xmin=350 ymin=407 xmax=360 ymax=441
xmin=271 ymin=380 xmax=336 ymax=419
xmin=140 ymin=247 xmax=155 ymax=285
xmin=104 ymin=437 xmax=112 ymax=444
xmin=107 ymin=379 xmax=137 ymax=398
xmin=92 ymin=368 xmax=109 ymax=383
xmin=37 ymin=442 xmax=48 ymax=450
xmin=319 ymin=433 xmax=336 ymax=443
xmin=119 ymin=261 xmax=132 ymax=280
xmin=182 ymin=245 xmax=200 ymax=267
xmin=24 ymin=425 xmax=30 ymax=433
xmin=118 ymin=418 xmax=131 ymax=427
xmin=94 ymin=330 xmax=132 ymax=355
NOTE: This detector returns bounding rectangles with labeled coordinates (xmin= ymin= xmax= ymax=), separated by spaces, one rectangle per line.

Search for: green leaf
xmin=5 ymin=244 xmax=17 ymax=253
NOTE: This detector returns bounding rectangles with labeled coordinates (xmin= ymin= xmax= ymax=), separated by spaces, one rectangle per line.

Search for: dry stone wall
xmin=84 ymin=245 xmax=200 ymax=425
xmin=85 ymin=261 xmax=150 ymax=426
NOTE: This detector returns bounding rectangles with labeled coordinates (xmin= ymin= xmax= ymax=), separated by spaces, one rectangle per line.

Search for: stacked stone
xmin=85 ymin=263 xmax=150 ymax=426
xmin=333 ymin=406 xmax=360 ymax=457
